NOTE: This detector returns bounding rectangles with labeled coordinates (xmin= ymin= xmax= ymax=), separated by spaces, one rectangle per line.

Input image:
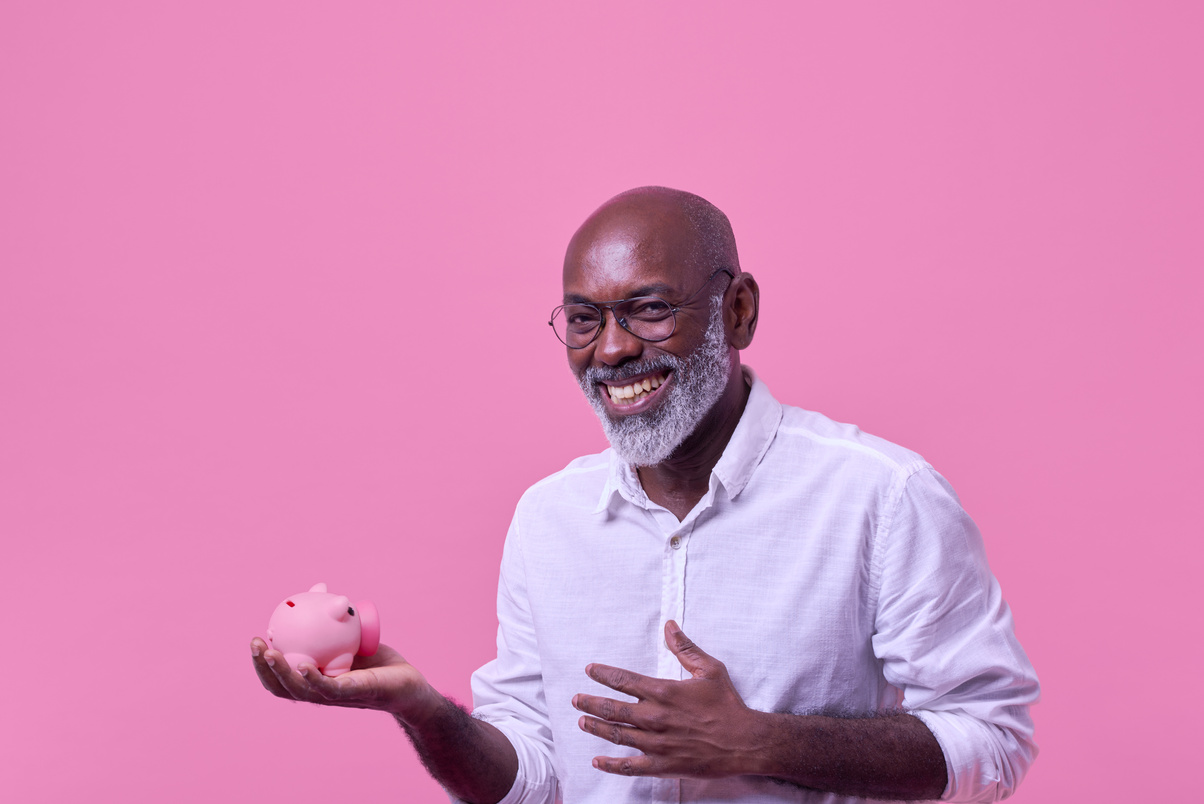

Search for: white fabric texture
xmin=460 ymin=368 xmax=1038 ymax=804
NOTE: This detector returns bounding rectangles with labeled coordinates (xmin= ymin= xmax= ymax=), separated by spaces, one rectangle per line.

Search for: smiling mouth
xmin=601 ymin=372 xmax=669 ymax=406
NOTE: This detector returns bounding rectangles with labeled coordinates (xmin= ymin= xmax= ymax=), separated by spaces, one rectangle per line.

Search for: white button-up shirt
xmin=463 ymin=368 xmax=1038 ymax=804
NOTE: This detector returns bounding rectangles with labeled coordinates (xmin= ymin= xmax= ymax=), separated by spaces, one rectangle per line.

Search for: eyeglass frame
xmin=548 ymin=267 xmax=735 ymax=349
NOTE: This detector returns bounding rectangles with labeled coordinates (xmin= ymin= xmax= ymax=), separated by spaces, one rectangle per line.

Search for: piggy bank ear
xmin=309 ymin=582 xmax=328 ymax=593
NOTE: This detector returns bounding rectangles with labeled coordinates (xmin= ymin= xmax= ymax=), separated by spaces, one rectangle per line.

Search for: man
xmin=252 ymin=187 xmax=1038 ymax=803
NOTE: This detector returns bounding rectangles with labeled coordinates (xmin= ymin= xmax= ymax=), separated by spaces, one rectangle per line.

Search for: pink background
xmin=2 ymin=3 xmax=1199 ymax=802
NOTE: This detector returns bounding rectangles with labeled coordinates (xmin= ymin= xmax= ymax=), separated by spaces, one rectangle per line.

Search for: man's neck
xmin=636 ymin=365 xmax=750 ymax=521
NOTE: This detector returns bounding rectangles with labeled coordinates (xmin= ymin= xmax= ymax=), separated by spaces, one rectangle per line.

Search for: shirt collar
xmin=592 ymin=365 xmax=783 ymax=515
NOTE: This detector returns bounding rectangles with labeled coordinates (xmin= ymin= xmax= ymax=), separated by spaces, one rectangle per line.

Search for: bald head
xmin=564 ymin=187 xmax=740 ymax=289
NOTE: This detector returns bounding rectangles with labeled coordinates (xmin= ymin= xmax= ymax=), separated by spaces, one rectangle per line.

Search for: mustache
xmin=581 ymin=356 xmax=680 ymax=385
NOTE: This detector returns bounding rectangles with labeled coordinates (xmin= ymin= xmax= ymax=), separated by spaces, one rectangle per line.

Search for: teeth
xmin=605 ymin=373 xmax=668 ymax=405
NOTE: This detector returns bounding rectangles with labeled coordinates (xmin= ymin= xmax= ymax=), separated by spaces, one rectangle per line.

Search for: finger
xmin=585 ymin=663 xmax=661 ymax=698
xmin=664 ymin=620 xmax=717 ymax=678
xmin=572 ymin=693 xmax=640 ymax=726
xmin=262 ymin=650 xmax=324 ymax=703
xmin=591 ymin=753 xmax=659 ymax=777
xmin=250 ymin=638 xmax=294 ymax=699
xmin=578 ymin=714 xmax=653 ymax=751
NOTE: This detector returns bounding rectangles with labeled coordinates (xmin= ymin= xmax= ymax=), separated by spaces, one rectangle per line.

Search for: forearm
xmin=394 ymin=690 xmax=519 ymax=804
xmin=740 ymin=711 xmax=947 ymax=801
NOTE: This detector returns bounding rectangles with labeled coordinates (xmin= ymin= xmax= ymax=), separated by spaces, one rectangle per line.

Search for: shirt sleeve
xmin=871 ymin=466 xmax=1040 ymax=803
xmin=449 ymin=512 xmax=560 ymax=804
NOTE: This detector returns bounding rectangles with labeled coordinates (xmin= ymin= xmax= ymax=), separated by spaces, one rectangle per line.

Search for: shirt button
xmin=670 ymin=536 xmax=682 ymax=549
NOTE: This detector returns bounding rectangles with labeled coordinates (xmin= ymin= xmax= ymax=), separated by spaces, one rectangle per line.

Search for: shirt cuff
xmin=443 ymin=719 xmax=559 ymax=804
xmin=912 ymin=709 xmax=1034 ymax=803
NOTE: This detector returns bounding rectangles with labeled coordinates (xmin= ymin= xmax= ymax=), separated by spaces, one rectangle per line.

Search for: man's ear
xmin=726 ymin=272 xmax=759 ymax=350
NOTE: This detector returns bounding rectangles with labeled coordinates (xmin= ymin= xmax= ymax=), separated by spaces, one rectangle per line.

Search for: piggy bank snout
xmin=355 ymin=599 xmax=380 ymax=658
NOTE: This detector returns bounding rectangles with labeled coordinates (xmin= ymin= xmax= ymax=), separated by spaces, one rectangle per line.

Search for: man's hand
xmin=250 ymin=637 xmax=438 ymax=722
xmin=251 ymin=637 xmax=519 ymax=804
xmin=572 ymin=622 xmax=948 ymax=798
xmin=572 ymin=620 xmax=763 ymax=779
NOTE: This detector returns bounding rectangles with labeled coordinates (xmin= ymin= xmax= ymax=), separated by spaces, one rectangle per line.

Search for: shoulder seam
xmin=776 ymin=424 xmax=915 ymax=473
xmin=524 ymin=461 xmax=608 ymax=494
xmin=867 ymin=462 xmax=940 ymax=628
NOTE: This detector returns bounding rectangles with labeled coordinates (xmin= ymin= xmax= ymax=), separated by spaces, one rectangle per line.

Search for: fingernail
xmin=251 ymin=646 xmax=260 ymax=657
xmin=298 ymin=666 xmax=308 ymax=677
xmin=265 ymin=656 xmax=275 ymax=667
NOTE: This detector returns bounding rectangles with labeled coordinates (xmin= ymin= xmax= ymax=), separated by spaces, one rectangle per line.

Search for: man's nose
xmin=592 ymin=308 xmax=643 ymax=366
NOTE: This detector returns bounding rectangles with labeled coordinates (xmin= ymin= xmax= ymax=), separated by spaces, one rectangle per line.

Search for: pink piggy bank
xmin=266 ymin=582 xmax=381 ymax=677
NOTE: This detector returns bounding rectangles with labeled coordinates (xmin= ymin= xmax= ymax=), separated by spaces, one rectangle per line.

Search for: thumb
xmin=664 ymin=620 xmax=716 ymax=678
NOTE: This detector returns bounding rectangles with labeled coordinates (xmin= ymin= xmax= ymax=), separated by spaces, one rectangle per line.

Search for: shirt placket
xmin=657 ymin=518 xmax=696 ymax=682
xmin=642 ymin=510 xmax=694 ymax=804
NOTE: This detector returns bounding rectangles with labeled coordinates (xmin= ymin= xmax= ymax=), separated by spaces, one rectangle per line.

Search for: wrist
xmin=742 ymin=711 xmax=807 ymax=779
xmin=388 ymin=680 xmax=444 ymax=727
xmin=728 ymin=708 xmax=780 ymax=777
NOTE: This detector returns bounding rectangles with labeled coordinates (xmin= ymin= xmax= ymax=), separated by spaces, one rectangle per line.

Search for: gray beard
xmin=577 ymin=299 xmax=732 ymax=467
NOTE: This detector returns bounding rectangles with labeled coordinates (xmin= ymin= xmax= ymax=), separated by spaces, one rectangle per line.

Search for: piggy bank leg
xmin=322 ymin=653 xmax=355 ymax=677
xmin=283 ymin=653 xmax=317 ymax=672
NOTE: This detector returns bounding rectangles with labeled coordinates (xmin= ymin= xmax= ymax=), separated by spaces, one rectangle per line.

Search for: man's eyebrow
xmin=562 ymin=283 xmax=678 ymax=304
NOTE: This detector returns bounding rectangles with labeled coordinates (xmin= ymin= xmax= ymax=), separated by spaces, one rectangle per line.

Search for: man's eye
xmin=566 ymin=310 xmax=600 ymax=328
xmin=627 ymin=300 xmax=671 ymax=320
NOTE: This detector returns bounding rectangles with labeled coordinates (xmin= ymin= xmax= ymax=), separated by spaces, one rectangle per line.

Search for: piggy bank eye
xmin=348 ymin=606 xmax=356 ymax=616
xmin=286 ymin=601 xmax=295 ymax=607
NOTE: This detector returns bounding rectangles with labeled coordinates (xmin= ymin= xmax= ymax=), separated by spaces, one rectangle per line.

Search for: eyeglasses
xmin=549 ymin=268 xmax=733 ymax=349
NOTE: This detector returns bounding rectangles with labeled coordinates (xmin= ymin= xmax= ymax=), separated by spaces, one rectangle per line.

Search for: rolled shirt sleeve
xmin=872 ymin=467 xmax=1040 ymax=802
xmin=451 ymin=515 xmax=560 ymax=804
